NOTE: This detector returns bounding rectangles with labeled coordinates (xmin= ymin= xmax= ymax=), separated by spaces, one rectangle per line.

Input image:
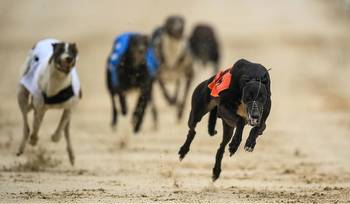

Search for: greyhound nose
xmin=139 ymin=46 xmax=146 ymax=53
xmin=65 ymin=56 xmax=73 ymax=63
xmin=251 ymin=110 xmax=260 ymax=119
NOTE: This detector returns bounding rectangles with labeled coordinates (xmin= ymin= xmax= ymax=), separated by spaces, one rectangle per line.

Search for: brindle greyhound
xmin=151 ymin=15 xmax=194 ymax=121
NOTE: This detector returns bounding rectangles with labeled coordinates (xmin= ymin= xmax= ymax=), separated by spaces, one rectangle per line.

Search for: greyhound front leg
xmin=150 ymin=93 xmax=158 ymax=130
xmin=52 ymin=109 xmax=71 ymax=142
xmin=29 ymin=108 xmax=45 ymax=146
xmin=111 ymin=94 xmax=118 ymax=127
xmin=212 ymin=120 xmax=234 ymax=181
xmin=177 ymin=74 xmax=192 ymax=121
xmin=132 ymin=81 xmax=152 ymax=133
xmin=245 ymin=99 xmax=270 ymax=152
xmin=64 ymin=120 xmax=75 ymax=165
xmin=178 ymin=110 xmax=200 ymax=160
xmin=229 ymin=118 xmax=245 ymax=156
xmin=158 ymin=76 xmax=177 ymax=105
xmin=118 ymin=92 xmax=128 ymax=115
xmin=217 ymin=104 xmax=239 ymax=128
xmin=244 ymin=123 xmax=266 ymax=152
xmin=17 ymin=85 xmax=31 ymax=156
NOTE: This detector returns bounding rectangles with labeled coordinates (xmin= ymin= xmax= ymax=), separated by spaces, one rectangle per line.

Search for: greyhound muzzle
xmin=246 ymin=101 xmax=263 ymax=126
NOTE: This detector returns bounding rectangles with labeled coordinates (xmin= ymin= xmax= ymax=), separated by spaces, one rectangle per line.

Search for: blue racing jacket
xmin=107 ymin=32 xmax=159 ymax=87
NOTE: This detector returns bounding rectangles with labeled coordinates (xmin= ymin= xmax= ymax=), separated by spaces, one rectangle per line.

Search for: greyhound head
xmin=50 ymin=42 xmax=78 ymax=74
xmin=165 ymin=15 xmax=185 ymax=39
xmin=128 ymin=34 xmax=148 ymax=67
xmin=241 ymin=80 xmax=268 ymax=126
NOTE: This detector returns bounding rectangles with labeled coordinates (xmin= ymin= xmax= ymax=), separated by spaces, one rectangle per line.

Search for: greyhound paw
xmin=209 ymin=130 xmax=217 ymax=136
xmin=244 ymin=140 xmax=255 ymax=152
xmin=16 ymin=149 xmax=23 ymax=156
xmin=68 ymin=153 xmax=75 ymax=166
xmin=133 ymin=125 xmax=140 ymax=133
xmin=111 ymin=117 xmax=117 ymax=127
xmin=121 ymin=108 xmax=127 ymax=115
xmin=229 ymin=142 xmax=240 ymax=156
xmin=212 ymin=167 xmax=221 ymax=181
xmin=178 ymin=146 xmax=189 ymax=161
xmin=177 ymin=109 xmax=184 ymax=122
xmin=29 ymin=135 xmax=38 ymax=146
xmin=51 ymin=132 xmax=62 ymax=143
xmin=132 ymin=114 xmax=141 ymax=133
xmin=169 ymin=97 xmax=177 ymax=105
xmin=244 ymin=146 xmax=254 ymax=152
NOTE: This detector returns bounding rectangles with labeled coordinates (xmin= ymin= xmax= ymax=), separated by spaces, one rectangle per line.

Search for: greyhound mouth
xmin=56 ymin=61 xmax=73 ymax=74
xmin=247 ymin=114 xmax=260 ymax=126
xmin=169 ymin=30 xmax=183 ymax=39
xmin=246 ymin=101 xmax=262 ymax=126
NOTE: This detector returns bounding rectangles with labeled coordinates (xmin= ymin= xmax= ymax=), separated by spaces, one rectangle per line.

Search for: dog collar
xmin=42 ymin=85 xmax=74 ymax=104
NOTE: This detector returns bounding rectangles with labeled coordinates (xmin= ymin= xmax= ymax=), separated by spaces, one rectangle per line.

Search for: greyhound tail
xmin=208 ymin=107 xmax=218 ymax=136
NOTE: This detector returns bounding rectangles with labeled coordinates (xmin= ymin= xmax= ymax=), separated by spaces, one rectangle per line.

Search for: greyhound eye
xmin=247 ymin=92 xmax=254 ymax=100
xmin=57 ymin=47 xmax=64 ymax=53
xmin=259 ymin=94 xmax=266 ymax=101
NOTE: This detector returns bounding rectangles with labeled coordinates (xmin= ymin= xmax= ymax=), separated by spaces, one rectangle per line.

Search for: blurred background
xmin=0 ymin=0 xmax=349 ymax=202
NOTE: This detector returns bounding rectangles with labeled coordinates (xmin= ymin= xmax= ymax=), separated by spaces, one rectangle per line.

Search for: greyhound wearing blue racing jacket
xmin=106 ymin=33 xmax=159 ymax=133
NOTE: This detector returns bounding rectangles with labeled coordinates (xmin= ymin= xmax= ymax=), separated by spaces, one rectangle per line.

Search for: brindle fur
xmin=151 ymin=15 xmax=194 ymax=121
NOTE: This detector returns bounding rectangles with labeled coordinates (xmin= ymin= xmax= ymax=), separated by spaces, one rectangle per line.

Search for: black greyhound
xmin=106 ymin=33 xmax=158 ymax=133
xmin=189 ymin=24 xmax=220 ymax=73
xmin=178 ymin=59 xmax=271 ymax=181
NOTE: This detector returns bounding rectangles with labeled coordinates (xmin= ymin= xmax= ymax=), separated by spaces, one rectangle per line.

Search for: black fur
xmin=189 ymin=24 xmax=220 ymax=72
xmin=208 ymin=107 xmax=217 ymax=136
xmin=178 ymin=59 xmax=272 ymax=181
xmin=106 ymin=34 xmax=154 ymax=133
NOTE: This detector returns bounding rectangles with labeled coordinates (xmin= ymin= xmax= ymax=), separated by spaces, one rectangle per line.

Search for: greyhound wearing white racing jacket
xmin=17 ymin=38 xmax=81 ymax=165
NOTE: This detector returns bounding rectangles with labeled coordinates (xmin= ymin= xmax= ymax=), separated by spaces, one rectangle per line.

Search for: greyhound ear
xmin=263 ymin=68 xmax=271 ymax=96
xmin=180 ymin=17 xmax=185 ymax=25
xmin=52 ymin=43 xmax=58 ymax=51
xmin=49 ymin=43 xmax=59 ymax=64
xmin=239 ymin=74 xmax=250 ymax=88
xmin=71 ymin=43 xmax=78 ymax=54
xmin=143 ymin=35 xmax=149 ymax=45
xmin=233 ymin=58 xmax=250 ymax=69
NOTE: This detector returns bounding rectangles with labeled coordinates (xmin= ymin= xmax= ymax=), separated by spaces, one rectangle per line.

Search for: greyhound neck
xmin=39 ymin=63 xmax=72 ymax=97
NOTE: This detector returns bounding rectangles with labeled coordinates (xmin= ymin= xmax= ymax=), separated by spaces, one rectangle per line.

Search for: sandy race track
xmin=0 ymin=0 xmax=350 ymax=203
